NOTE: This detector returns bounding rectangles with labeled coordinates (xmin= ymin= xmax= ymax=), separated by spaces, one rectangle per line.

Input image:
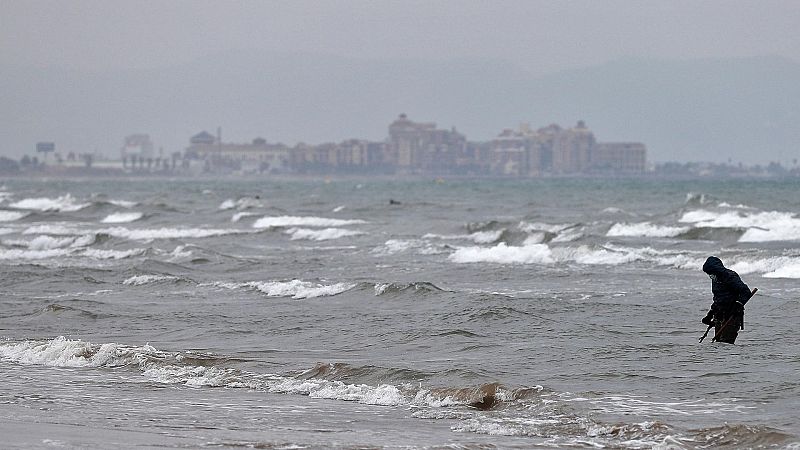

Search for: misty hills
xmin=2 ymin=52 xmax=799 ymax=163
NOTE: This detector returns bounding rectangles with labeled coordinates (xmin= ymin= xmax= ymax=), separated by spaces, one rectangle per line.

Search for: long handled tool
xmin=699 ymin=287 xmax=757 ymax=343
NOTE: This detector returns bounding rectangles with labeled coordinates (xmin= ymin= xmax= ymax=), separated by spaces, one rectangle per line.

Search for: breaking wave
xmin=285 ymin=227 xmax=364 ymax=241
xmin=680 ymin=209 xmax=800 ymax=242
xmin=123 ymin=274 xmax=182 ymax=286
xmin=219 ymin=197 xmax=262 ymax=211
xmin=607 ymin=222 xmax=689 ymax=238
xmin=9 ymin=194 xmax=90 ymax=212
xmin=449 ymin=243 xmax=554 ymax=265
xmin=212 ymin=279 xmax=356 ymax=299
xmin=101 ymin=212 xmax=144 ymax=223
xmin=3 ymin=338 xmax=796 ymax=448
xmin=0 ymin=210 xmax=27 ymax=222
xmin=372 ymin=281 xmax=447 ymax=296
xmin=252 ymin=215 xmax=366 ymax=228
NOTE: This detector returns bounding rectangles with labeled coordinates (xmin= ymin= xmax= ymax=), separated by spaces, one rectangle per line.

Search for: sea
xmin=0 ymin=177 xmax=798 ymax=449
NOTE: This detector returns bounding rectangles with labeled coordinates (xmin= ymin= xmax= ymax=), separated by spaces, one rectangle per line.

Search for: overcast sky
xmin=3 ymin=0 xmax=799 ymax=75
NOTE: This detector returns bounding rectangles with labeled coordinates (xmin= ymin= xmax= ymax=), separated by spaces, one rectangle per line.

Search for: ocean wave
xmin=212 ymin=279 xmax=355 ymax=299
xmin=449 ymin=243 xmax=554 ymax=265
xmin=0 ymin=210 xmax=27 ymax=222
xmin=685 ymin=192 xmax=717 ymax=206
xmin=101 ymin=226 xmax=248 ymax=241
xmin=219 ymin=197 xmax=262 ymax=211
xmin=109 ymin=199 xmax=137 ymax=208
xmin=22 ymin=224 xmax=81 ymax=236
xmin=231 ymin=212 xmax=259 ymax=223
xmin=0 ymin=248 xmax=73 ymax=260
xmin=680 ymin=209 xmax=800 ymax=242
xmin=83 ymin=248 xmax=146 ymax=260
xmin=607 ymin=222 xmax=689 ymax=238
xmin=123 ymin=274 xmax=182 ymax=286
xmin=373 ymin=239 xmax=451 ymax=256
xmin=372 ymin=281 xmax=447 ymax=296
xmin=252 ymin=215 xmax=366 ymax=228
xmin=423 ymin=230 xmax=505 ymax=244
xmin=101 ymin=212 xmax=144 ymax=223
xmin=285 ymin=227 xmax=364 ymax=241
xmin=6 ymin=337 xmax=790 ymax=448
xmin=9 ymin=194 xmax=90 ymax=212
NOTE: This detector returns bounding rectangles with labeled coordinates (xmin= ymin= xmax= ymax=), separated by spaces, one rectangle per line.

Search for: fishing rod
xmin=698 ymin=287 xmax=757 ymax=343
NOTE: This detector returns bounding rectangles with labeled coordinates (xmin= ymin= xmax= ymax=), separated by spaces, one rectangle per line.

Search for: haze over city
xmin=2 ymin=0 xmax=799 ymax=164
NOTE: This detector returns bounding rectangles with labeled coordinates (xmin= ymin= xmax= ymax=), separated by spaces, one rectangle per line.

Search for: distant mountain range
xmin=2 ymin=52 xmax=798 ymax=163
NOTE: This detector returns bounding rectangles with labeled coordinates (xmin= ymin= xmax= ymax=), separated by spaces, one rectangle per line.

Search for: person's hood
xmin=702 ymin=256 xmax=725 ymax=275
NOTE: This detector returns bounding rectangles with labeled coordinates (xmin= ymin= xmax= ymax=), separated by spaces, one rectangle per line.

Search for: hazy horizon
xmin=2 ymin=0 xmax=799 ymax=164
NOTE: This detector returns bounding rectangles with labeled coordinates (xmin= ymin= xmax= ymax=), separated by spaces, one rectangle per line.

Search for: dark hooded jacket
xmin=702 ymin=256 xmax=751 ymax=312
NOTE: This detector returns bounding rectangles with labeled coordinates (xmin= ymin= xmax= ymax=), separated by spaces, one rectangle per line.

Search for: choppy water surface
xmin=0 ymin=178 xmax=798 ymax=449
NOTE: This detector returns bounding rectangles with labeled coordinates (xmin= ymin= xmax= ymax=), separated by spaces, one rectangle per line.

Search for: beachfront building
xmin=386 ymin=114 xmax=467 ymax=174
xmin=488 ymin=121 xmax=645 ymax=176
xmin=185 ymin=131 xmax=291 ymax=174
xmin=591 ymin=142 xmax=647 ymax=174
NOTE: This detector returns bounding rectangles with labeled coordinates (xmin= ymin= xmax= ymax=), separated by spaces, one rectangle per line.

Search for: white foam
xmin=332 ymin=205 xmax=346 ymax=212
xmin=0 ymin=336 xmax=136 ymax=368
xmin=522 ymin=233 xmax=547 ymax=245
xmin=681 ymin=209 xmax=800 ymax=242
xmin=0 ymin=248 xmax=73 ymax=260
xmin=83 ymin=248 xmax=146 ymax=260
xmin=374 ymin=239 xmax=448 ymax=256
xmin=101 ymin=226 xmax=247 ymax=241
xmin=285 ymin=227 xmax=364 ymax=241
xmin=552 ymin=245 xmax=642 ymax=265
xmin=214 ymin=279 xmax=355 ymax=299
xmin=450 ymin=243 xmax=554 ymax=265
xmin=22 ymin=224 xmax=81 ymax=236
xmin=518 ymin=221 xmax=574 ymax=234
xmin=167 ymin=245 xmax=193 ymax=261
xmin=219 ymin=199 xmax=236 ymax=210
xmin=219 ymin=197 xmax=262 ymax=211
xmin=101 ymin=212 xmax=144 ymax=223
xmin=252 ymin=215 xmax=366 ymax=228
xmin=123 ymin=274 xmax=180 ymax=286
xmin=607 ymin=222 xmax=689 ymax=238
xmin=109 ymin=200 xmax=137 ymax=208
xmin=231 ymin=212 xmax=259 ymax=223
xmin=0 ymin=210 xmax=26 ymax=222
xmin=423 ymin=230 xmax=504 ymax=244
xmin=9 ymin=194 xmax=90 ymax=212
xmin=764 ymin=262 xmax=800 ymax=278
xmin=740 ymin=223 xmax=800 ymax=242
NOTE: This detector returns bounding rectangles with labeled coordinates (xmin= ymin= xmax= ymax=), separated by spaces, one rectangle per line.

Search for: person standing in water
xmin=701 ymin=256 xmax=754 ymax=344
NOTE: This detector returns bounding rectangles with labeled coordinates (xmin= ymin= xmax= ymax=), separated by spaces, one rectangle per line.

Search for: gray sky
xmin=2 ymin=0 xmax=800 ymax=164
xmin=3 ymin=0 xmax=799 ymax=75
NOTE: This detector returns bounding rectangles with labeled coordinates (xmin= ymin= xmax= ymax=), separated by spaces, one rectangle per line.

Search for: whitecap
xmin=214 ymin=279 xmax=355 ymax=299
xmin=101 ymin=212 xmax=144 ymax=223
xmin=252 ymin=215 xmax=366 ymax=228
xmin=100 ymin=226 xmax=248 ymax=240
xmin=285 ymin=227 xmax=364 ymax=241
xmin=607 ymin=222 xmax=689 ymax=238
xmin=0 ymin=248 xmax=73 ymax=260
xmin=22 ymin=224 xmax=84 ymax=236
xmin=681 ymin=209 xmax=800 ymax=242
xmin=123 ymin=274 xmax=180 ymax=286
xmin=449 ymin=243 xmax=554 ymax=265
xmin=231 ymin=212 xmax=259 ymax=223
xmin=9 ymin=194 xmax=90 ymax=212
xmin=109 ymin=199 xmax=137 ymax=208
xmin=763 ymin=262 xmax=800 ymax=279
xmin=83 ymin=248 xmax=146 ymax=260
xmin=0 ymin=210 xmax=27 ymax=222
